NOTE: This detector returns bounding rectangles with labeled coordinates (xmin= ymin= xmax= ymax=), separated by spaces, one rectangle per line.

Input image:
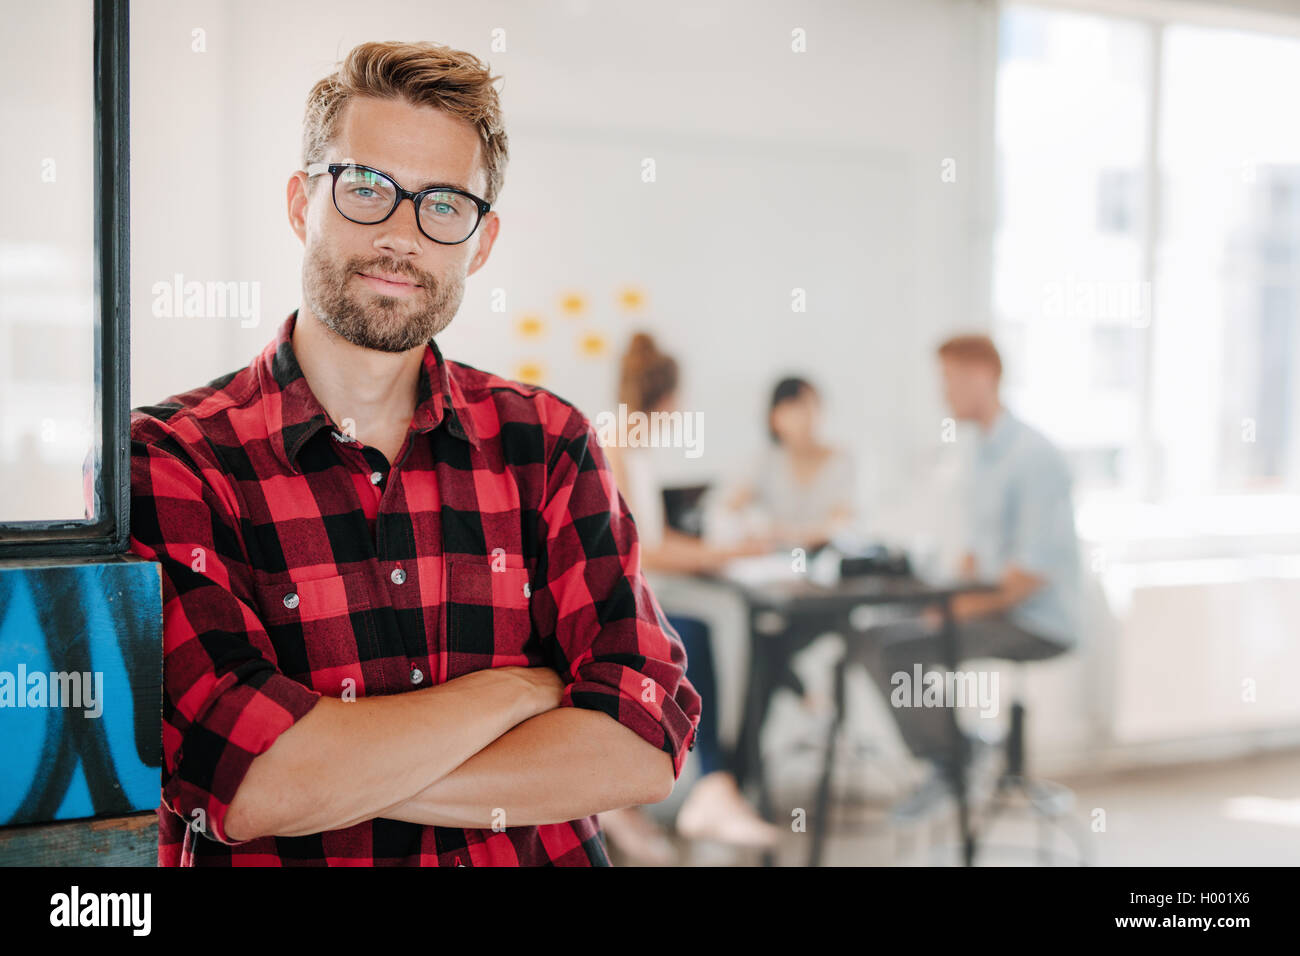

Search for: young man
xmin=128 ymin=41 xmax=699 ymax=866
xmin=859 ymin=334 xmax=1080 ymax=816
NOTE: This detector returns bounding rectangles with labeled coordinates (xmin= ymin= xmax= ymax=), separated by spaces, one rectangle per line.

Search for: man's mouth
xmin=356 ymin=270 xmax=422 ymax=295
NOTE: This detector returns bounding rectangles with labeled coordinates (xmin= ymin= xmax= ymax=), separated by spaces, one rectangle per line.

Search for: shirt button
xmin=391 ymin=567 xmax=407 ymax=585
xmin=410 ymin=667 xmax=424 ymax=685
xmin=522 ymin=582 xmax=531 ymax=598
xmin=369 ymin=471 xmax=384 ymax=485
xmin=283 ymin=592 xmax=299 ymax=610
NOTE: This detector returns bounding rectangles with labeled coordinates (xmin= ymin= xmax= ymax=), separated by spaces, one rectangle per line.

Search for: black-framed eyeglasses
xmin=305 ymin=162 xmax=491 ymax=245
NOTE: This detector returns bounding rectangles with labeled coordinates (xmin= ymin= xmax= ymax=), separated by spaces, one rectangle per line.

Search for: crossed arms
xmin=225 ymin=666 xmax=673 ymax=840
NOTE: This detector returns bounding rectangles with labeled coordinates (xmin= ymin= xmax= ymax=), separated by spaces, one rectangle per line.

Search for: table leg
xmin=732 ymin=612 xmax=783 ymax=866
xmin=939 ymin=597 xmax=975 ymax=867
xmin=733 ymin=613 xmax=764 ymax=793
xmin=809 ymin=652 xmax=848 ymax=867
xmin=754 ymin=634 xmax=779 ymax=867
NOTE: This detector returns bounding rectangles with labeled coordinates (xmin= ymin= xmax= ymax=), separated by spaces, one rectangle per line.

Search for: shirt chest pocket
xmin=252 ymin=570 xmax=378 ymax=684
xmin=445 ymin=557 xmax=538 ymax=680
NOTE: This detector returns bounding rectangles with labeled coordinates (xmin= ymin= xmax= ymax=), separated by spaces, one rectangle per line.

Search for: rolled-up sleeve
xmin=531 ymin=413 xmax=701 ymax=778
xmin=129 ymin=423 xmax=321 ymax=844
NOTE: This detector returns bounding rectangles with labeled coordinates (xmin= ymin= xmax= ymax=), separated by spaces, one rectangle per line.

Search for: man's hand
xmin=921 ymin=564 xmax=1046 ymax=630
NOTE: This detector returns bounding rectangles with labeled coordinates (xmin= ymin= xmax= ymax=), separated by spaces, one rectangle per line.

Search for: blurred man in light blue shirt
xmin=859 ymin=333 xmax=1080 ymax=818
xmin=962 ymin=400 xmax=1080 ymax=647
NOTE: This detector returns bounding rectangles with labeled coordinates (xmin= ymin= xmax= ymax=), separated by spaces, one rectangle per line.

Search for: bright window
xmin=995 ymin=4 xmax=1300 ymax=518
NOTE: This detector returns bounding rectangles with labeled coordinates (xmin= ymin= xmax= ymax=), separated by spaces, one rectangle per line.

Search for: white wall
xmin=115 ymin=0 xmax=1300 ymax=778
xmin=129 ymin=0 xmax=995 ymax=528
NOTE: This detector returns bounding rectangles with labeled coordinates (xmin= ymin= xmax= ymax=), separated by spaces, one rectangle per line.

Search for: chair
xmin=809 ymin=637 xmax=1089 ymax=866
xmin=964 ymin=660 xmax=1090 ymax=866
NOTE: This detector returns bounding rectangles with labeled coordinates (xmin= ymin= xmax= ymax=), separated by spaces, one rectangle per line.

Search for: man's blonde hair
xmin=302 ymin=40 xmax=509 ymax=206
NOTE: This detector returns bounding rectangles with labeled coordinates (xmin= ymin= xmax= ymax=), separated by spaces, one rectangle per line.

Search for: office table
xmin=710 ymin=568 xmax=997 ymax=866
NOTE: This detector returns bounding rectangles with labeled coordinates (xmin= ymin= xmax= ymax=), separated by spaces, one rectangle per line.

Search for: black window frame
xmin=0 ymin=0 xmax=130 ymax=558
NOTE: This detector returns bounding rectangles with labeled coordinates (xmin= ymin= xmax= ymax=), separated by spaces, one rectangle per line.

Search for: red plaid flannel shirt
xmin=128 ymin=310 xmax=700 ymax=866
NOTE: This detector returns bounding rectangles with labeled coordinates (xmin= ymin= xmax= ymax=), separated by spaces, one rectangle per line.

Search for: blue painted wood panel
xmin=0 ymin=559 xmax=161 ymax=826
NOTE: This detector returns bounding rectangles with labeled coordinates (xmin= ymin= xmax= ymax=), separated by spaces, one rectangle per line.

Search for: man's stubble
xmin=302 ymin=236 xmax=465 ymax=353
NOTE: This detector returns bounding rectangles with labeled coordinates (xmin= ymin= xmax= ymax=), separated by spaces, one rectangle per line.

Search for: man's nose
xmin=371 ymin=196 xmax=424 ymax=256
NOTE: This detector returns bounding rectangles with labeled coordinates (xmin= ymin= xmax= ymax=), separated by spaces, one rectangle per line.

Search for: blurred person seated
xmin=725 ymin=376 xmax=855 ymax=552
xmin=859 ymin=334 xmax=1081 ymax=819
xmin=602 ymin=332 xmax=778 ymax=860
xmin=714 ymin=376 xmax=860 ymax=717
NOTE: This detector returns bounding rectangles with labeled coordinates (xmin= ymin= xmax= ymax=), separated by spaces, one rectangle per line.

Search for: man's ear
xmin=466 ymin=211 xmax=500 ymax=277
xmin=287 ymin=171 xmax=312 ymax=243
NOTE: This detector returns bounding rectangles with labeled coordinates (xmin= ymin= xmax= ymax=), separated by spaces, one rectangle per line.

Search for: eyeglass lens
xmin=333 ymin=166 xmax=480 ymax=243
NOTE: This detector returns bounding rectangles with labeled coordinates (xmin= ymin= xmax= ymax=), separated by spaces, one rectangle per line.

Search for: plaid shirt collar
xmin=258 ymin=310 xmax=480 ymax=473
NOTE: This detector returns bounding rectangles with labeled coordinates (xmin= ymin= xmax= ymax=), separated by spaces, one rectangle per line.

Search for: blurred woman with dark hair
xmin=600 ymin=332 xmax=778 ymax=862
xmin=728 ymin=376 xmax=856 ymax=550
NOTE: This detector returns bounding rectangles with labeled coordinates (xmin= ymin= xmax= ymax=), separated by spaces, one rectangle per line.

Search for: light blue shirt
xmin=963 ymin=408 xmax=1080 ymax=646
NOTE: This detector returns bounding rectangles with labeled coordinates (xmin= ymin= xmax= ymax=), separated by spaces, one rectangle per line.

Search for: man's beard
xmin=302 ymin=243 xmax=464 ymax=353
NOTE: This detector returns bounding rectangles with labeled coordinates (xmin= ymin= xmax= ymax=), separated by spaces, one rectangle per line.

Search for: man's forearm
xmin=952 ymin=566 xmax=1044 ymax=621
xmin=952 ymin=589 xmax=1018 ymax=619
xmin=375 ymin=707 xmax=675 ymax=829
xmin=225 ymin=668 xmax=549 ymax=840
